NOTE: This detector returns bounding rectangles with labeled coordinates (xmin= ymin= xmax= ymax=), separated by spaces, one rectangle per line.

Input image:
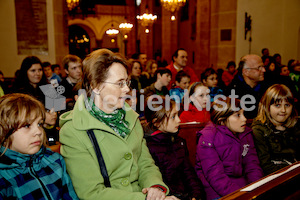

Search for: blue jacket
xmin=208 ymin=87 xmax=223 ymax=102
xmin=169 ymin=87 xmax=185 ymax=103
xmin=195 ymin=122 xmax=263 ymax=200
xmin=0 ymin=146 xmax=78 ymax=200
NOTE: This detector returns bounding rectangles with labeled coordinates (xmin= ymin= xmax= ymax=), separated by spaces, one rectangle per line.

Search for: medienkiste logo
xmin=40 ymin=82 xmax=66 ymax=112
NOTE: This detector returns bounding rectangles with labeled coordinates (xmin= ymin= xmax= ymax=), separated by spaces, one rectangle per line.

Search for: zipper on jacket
xmin=29 ymin=158 xmax=52 ymax=200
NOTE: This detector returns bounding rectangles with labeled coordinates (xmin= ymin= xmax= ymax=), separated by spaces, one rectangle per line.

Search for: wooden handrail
xmin=221 ymin=161 xmax=300 ymax=200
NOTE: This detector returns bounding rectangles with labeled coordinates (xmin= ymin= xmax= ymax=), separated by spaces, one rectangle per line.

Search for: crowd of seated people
xmin=0 ymin=47 xmax=299 ymax=200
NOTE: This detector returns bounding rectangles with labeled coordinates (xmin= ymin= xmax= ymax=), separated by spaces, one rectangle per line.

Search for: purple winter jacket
xmin=195 ymin=122 xmax=263 ymax=200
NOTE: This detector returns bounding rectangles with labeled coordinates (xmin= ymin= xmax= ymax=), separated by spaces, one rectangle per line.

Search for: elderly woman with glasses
xmin=59 ymin=49 xmax=176 ymax=200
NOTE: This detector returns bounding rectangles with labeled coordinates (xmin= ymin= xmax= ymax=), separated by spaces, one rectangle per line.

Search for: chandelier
xmin=106 ymin=24 xmax=119 ymax=37
xmin=137 ymin=13 xmax=157 ymax=27
xmin=137 ymin=5 xmax=157 ymax=33
xmin=66 ymin=0 xmax=79 ymax=11
xmin=119 ymin=22 xmax=133 ymax=38
xmin=160 ymin=0 xmax=186 ymax=20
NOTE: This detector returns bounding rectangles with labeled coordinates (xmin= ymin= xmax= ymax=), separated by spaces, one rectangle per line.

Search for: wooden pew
xmin=221 ymin=161 xmax=300 ymax=200
xmin=178 ymin=122 xmax=207 ymax=167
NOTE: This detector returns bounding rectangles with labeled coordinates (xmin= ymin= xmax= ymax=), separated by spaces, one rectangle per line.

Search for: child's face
xmin=158 ymin=107 xmax=181 ymax=133
xmin=132 ymin=62 xmax=141 ymax=77
xmin=270 ymin=99 xmax=292 ymax=125
xmin=9 ymin=117 xmax=44 ymax=155
xmin=204 ymin=74 xmax=218 ymax=87
xmin=268 ymin=63 xmax=275 ymax=72
xmin=158 ymin=73 xmax=172 ymax=87
xmin=151 ymin=63 xmax=158 ymax=74
xmin=53 ymin=67 xmax=60 ymax=75
xmin=226 ymin=109 xmax=247 ymax=134
xmin=43 ymin=66 xmax=53 ymax=78
xmin=228 ymin=65 xmax=236 ymax=74
xmin=190 ymin=86 xmax=210 ymax=109
xmin=176 ymin=76 xmax=190 ymax=89
xmin=280 ymin=66 xmax=290 ymax=76
xmin=264 ymin=57 xmax=270 ymax=66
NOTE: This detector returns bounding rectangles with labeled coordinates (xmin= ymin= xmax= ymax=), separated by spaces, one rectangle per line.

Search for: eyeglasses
xmin=245 ymin=65 xmax=265 ymax=71
xmin=102 ymin=79 xmax=131 ymax=88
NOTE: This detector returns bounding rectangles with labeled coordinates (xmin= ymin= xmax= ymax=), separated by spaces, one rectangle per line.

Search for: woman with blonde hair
xmin=252 ymin=84 xmax=300 ymax=175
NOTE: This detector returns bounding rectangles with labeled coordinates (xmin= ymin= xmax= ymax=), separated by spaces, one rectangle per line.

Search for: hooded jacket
xmin=252 ymin=119 xmax=300 ymax=175
xmin=145 ymin=130 xmax=203 ymax=199
xmin=195 ymin=122 xmax=263 ymax=200
xmin=0 ymin=146 xmax=78 ymax=200
xmin=59 ymin=94 xmax=168 ymax=200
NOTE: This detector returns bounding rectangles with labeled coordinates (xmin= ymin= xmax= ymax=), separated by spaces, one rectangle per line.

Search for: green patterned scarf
xmin=85 ymin=97 xmax=130 ymax=138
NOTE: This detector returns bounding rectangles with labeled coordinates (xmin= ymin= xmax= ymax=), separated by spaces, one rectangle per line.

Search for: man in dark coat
xmin=225 ymin=54 xmax=267 ymax=119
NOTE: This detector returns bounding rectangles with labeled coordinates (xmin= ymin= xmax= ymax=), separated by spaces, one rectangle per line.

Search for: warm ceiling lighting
xmin=106 ymin=28 xmax=119 ymax=35
xmin=137 ymin=5 xmax=157 ymax=29
xmin=106 ymin=24 xmax=119 ymax=37
xmin=66 ymin=0 xmax=79 ymax=11
xmin=137 ymin=13 xmax=157 ymax=27
xmin=160 ymin=0 xmax=186 ymax=20
xmin=119 ymin=22 xmax=133 ymax=35
xmin=119 ymin=23 xmax=133 ymax=29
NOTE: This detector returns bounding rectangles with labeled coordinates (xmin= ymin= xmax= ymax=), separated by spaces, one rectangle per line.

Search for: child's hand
xmin=142 ymin=187 xmax=166 ymax=200
xmin=164 ymin=196 xmax=180 ymax=200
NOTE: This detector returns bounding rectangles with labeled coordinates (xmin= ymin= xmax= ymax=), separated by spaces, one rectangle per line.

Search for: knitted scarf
xmin=85 ymin=97 xmax=130 ymax=138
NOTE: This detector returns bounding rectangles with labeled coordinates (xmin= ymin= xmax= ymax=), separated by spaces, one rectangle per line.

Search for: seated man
xmin=166 ymin=48 xmax=199 ymax=89
xmin=225 ymin=54 xmax=267 ymax=119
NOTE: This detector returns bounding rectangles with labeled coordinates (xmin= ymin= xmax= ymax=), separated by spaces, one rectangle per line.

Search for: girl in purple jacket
xmin=195 ymin=97 xmax=263 ymax=200
xmin=144 ymin=96 xmax=204 ymax=200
